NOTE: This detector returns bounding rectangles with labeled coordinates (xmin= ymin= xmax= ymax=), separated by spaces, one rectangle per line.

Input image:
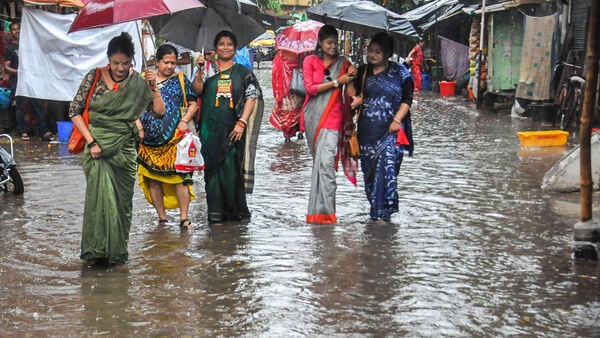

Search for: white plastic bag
xmin=175 ymin=131 xmax=205 ymax=173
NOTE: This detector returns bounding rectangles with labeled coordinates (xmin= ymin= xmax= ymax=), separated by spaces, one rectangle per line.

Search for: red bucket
xmin=440 ymin=81 xmax=456 ymax=97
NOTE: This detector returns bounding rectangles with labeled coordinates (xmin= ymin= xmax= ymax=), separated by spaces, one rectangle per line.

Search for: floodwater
xmin=1 ymin=62 xmax=600 ymax=336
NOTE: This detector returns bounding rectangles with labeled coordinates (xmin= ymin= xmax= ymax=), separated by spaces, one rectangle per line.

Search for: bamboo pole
xmin=476 ymin=0 xmax=486 ymax=108
xmin=580 ymin=0 xmax=598 ymax=221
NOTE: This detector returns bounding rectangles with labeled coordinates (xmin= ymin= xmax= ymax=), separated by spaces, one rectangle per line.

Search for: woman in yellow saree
xmin=137 ymin=44 xmax=198 ymax=230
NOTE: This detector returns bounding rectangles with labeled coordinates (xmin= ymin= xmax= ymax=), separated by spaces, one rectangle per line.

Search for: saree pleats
xmin=204 ymin=145 xmax=250 ymax=222
xmin=361 ymin=134 xmax=403 ymax=222
xmin=306 ymin=129 xmax=338 ymax=224
xmin=81 ymin=139 xmax=136 ymax=264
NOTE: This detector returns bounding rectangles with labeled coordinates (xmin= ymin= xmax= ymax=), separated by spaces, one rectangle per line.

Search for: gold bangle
xmin=181 ymin=119 xmax=189 ymax=124
xmin=138 ymin=127 xmax=143 ymax=131
xmin=392 ymin=117 xmax=402 ymax=124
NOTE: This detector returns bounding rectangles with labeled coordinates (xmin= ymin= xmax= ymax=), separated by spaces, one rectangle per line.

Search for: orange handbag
xmin=68 ymin=68 xmax=101 ymax=154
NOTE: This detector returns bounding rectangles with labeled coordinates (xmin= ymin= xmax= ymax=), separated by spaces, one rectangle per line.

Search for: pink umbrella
xmin=275 ymin=20 xmax=324 ymax=54
xmin=69 ymin=0 xmax=205 ymax=33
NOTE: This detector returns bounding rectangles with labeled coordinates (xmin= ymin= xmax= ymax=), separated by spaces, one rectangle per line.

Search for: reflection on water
xmin=1 ymin=65 xmax=599 ymax=336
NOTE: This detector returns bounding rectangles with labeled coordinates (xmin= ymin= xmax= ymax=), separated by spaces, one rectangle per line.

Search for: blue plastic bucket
xmin=0 ymin=87 xmax=12 ymax=109
xmin=57 ymin=121 xmax=73 ymax=143
xmin=422 ymin=74 xmax=432 ymax=90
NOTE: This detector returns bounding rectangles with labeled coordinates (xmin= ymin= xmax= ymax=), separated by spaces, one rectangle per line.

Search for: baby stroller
xmin=0 ymin=134 xmax=24 ymax=194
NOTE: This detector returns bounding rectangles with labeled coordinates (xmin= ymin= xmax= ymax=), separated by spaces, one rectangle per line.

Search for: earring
xmin=316 ymin=46 xmax=324 ymax=58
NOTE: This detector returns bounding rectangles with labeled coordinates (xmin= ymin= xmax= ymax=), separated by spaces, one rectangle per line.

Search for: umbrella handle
xmin=136 ymin=21 xmax=148 ymax=70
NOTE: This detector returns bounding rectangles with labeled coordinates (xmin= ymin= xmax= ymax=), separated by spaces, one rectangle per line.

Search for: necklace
xmin=108 ymin=68 xmax=128 ymax=91
xmin=217 ymin=59 xmax=234 ymax=73
xmin=155 ymin=75 xmax=173 ymax=90
xmin=108 ymin=68 xmax=128 ymax=83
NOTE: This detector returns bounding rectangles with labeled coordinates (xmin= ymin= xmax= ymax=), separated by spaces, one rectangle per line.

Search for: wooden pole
xmin=580 ymin=0 xmax=598 ymax=221
xmin=476 ymin=0 xmax=486 ymax=108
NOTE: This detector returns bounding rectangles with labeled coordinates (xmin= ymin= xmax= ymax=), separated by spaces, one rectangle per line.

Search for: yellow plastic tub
xmin=517 ymin=130 xmax=569 ymax=147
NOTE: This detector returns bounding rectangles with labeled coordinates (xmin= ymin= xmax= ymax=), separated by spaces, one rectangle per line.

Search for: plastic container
xmin=439 ymin=81 xmax=456 ymax=97
xmin=0 ymin=87 xmax=11 ymax=109
xmin=421 ymin=74 xmax=431 ymax=90
xmin=517 ymin=130 xmax=569 ymax=147
xmin=57 ymin=121 xmax=73 ymax=143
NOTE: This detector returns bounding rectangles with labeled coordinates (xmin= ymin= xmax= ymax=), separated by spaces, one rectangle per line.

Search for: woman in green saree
xmin=69 ymin=33 xmax=165 ymax=266
xmin=193 ymin=30 xmax=263 ymax=223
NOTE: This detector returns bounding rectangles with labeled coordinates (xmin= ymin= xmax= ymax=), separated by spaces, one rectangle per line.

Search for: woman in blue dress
xmin=346 ymin=33 xmax=414 ymax=222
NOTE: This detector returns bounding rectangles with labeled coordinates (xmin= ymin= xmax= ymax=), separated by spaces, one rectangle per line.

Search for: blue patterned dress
xmin=140 ymin=75 xmax=196 ymax=146
xmin=356 ymin=62 xmax=413 ymax=221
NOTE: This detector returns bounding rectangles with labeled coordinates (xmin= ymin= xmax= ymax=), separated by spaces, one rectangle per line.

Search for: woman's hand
xmin=138 ymin=129 xmax=144 ymax=140
xmin=178 ymin=120 xmax=189 ymax=132
xmin=347 ymin=64 xmax=357 ymax=78
xmin=144 ymin=69 xmax=158 ymax=89
xmin=338 ymin=64 xmax=357 ymax=86
xmin=229 ymin=122 xmax=245 ymax=143
xmin=338 ymin=73 xmax=354 ymax=86
xmin=389 ymin=117 xmax=402 ymax=133
xmin=196 ymin=54 xmax=205 ymax=68
xmin=350 ymin=95 xmax=362 ymax=110
xmin=89 ymin=143 xmax=102 ymax=159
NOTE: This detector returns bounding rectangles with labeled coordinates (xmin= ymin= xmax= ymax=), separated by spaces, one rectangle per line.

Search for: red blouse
xmin=301 ymin=54 xmax=345 ymax=131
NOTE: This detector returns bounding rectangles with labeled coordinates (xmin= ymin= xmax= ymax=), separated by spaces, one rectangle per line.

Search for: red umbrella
xmin=275 ymin=20 xmax=324 ymax=54
xmin=69 ymin=0 xmax=205 ymax=33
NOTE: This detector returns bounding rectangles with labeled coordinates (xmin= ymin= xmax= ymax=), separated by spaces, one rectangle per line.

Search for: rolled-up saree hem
xmin=306 ymin=214 xmax=336 ymax=224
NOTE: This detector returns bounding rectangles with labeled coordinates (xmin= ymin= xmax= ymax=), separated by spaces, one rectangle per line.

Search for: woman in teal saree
xmin=194 ymin=31 xmax=263 ymax=223
xmin=69 ymin=33 xmax=165 ymax=265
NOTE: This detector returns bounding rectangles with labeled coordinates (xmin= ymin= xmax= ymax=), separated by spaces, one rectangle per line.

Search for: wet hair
xmin=156 ymin=44 xmax=178 ymax=61
xmin=369 ymin=32 xmax=394 ymax=58
xmin=315 ymin=24 xmax=339 ymax=56
xmin=214 ymin=30 xmax=237 ymax=50
xmin=107 ymin=32 xmax=135 ymax=58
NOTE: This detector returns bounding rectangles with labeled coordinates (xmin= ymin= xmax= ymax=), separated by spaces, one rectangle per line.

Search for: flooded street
xmin=1 ymin=62 xmax=600 ymax=336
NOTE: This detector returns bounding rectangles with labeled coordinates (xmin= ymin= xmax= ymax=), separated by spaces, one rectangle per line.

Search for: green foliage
xmin=258 ymin=0 xmax=282 ymax=14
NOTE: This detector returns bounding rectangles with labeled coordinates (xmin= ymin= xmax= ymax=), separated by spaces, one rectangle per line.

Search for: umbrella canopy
xmin=399 ymin=0 xmax=464 ymax=31
xmin=306 ymin=0 xmax=418 ymax=38
xmin=149 ymin=0 xmax=264 ymax=51
xmin=275 ymin=20 xmax=324 ymax=54
xmin=24 ymin=0 xmax=84 ymax=7
xmin=69 ymin=0 xmax=204 ymax=33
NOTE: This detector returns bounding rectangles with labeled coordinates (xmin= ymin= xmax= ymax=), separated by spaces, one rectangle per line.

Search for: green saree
xmin=199 ymin=64 xmax=263 ymax=223
xmin=79 ymin=70 xmax=153 ymax=265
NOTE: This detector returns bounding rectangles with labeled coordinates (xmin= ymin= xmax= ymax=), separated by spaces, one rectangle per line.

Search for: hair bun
xmin=121 ymin=32 xmax=132 ymax=42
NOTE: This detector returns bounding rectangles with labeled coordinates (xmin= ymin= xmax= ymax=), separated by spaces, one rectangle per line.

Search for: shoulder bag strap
xmin=83 ymin=67 xmax=102 ymax=125
xmin=178 ymin=72 xmax=188 ymax=108
xmin=354 ymin=65 xmax=368 ymax=124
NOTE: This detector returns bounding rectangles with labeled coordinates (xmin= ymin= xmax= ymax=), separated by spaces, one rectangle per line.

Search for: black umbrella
xmin=306 ymin=0 xmax=418 ymax=38
xmin=149 ymin=0 xmax=265 ymax=51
